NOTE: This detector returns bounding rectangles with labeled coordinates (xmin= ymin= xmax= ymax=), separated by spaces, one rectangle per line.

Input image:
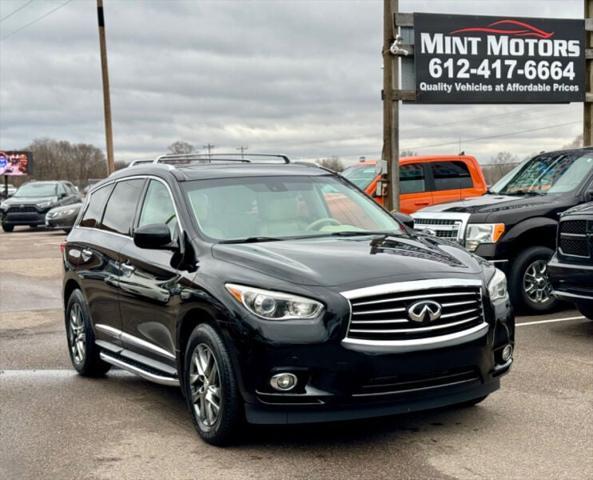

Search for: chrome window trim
xmin=95 ymin=324 xmax=176 ymax=360
xmin=341 ymin=278 xmax=483 ymax=300
xmin=75 ymin=174 xmax=184 ymax=237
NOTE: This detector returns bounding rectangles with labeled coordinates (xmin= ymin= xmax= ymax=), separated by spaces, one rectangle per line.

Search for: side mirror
xmin=134 ymin=223 xmax=173 ymax=250
xmin=392 ymin=211 xmax=414 ymax=229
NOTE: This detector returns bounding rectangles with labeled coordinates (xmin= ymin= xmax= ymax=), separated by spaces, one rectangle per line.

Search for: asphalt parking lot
xmin=1 ymin=228 xmax=592 ymax=480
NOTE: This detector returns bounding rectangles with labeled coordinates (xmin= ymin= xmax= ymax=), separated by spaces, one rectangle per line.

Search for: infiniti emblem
xmin=408 ymin=300 xmax=442 ymax=323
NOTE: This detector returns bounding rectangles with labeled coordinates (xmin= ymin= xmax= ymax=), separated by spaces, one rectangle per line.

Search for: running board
xmin=100 ymin=352 xmax=180 ymax=387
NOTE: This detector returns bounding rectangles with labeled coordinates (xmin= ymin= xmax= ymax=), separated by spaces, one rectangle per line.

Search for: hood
xmin=2 ymin=195 xmax=57 ymax=206
xmin=212 ymin=234 xmax=483 ymax=287
xmin=416 ymin=193 xmax=555 ymax=215
xmin=562 ymin=201 xmax=593 ymax=217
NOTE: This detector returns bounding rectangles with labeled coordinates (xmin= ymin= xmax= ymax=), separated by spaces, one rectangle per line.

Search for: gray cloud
xmin=0 ymin=0 xmax=584 ymax=166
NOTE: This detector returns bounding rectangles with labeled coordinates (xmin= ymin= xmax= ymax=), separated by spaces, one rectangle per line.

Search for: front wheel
xmin=2 ymin=223 xmax=14 ymax=232
xmin=183 ymin=324 xmax=242 ymax=446
xmin=576 ymin=302 xmax=593 ymax=320
xmin=509 ymin=246 xmax=558 ymax=314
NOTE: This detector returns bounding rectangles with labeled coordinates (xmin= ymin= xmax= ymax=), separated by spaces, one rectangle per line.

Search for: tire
xmin=576 ymin=302 xmax=593 ymax=320
xmin=65 ymin=289 xmax=111 ymax=376
xmin=183 ymin=324 xmax=242 ymax=446
xmin=2 ymin=223 xmax=14 ymax=232
xmin=509 ymin=246 xmax=558 ymax=314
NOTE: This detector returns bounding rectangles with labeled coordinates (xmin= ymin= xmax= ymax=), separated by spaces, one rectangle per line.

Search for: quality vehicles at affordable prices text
xmin=62 ymin=153 xmax=514 ymax=445
xmin=413 ymin=147 xmax=593 ymax=314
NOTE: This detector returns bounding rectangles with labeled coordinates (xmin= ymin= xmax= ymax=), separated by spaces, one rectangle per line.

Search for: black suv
xmin=0 ymin=180 xmax=81 ymax=232
xmin=549 ymin=202 xmax=593 ymax=320
xmin=62 ymin=154 xmax=514 ymax=445
xmin=413 ymin=147 xmax=593 ymax=314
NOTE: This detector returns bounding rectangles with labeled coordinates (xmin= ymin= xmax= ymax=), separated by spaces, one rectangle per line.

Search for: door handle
xmin=414 ymin=201 xmax=430 ymax=206
xmin=81 ymin=249 xmax=93 ymax=262
xmin=121 ymin=263 xmax=136 ymax=274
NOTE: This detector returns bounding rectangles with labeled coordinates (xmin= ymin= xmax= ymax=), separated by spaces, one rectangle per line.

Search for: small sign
xmin=413 ymin=13 xmax=585 ymax=103
xmin=0 ymin=151 xmax=33 ymax=176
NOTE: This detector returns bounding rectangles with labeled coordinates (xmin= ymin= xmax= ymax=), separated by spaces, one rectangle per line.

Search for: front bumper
xmin=237 ymin=307 xmax=514 ymax=425
xmin=548 ymin=256 xmax=593 ymax=305
xmin=45 ymin=214 xmax=77 ymax=230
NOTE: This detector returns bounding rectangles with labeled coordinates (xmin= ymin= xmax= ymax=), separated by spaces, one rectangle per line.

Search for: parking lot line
xmin=516 ymin=316 xmax=586 ymax=327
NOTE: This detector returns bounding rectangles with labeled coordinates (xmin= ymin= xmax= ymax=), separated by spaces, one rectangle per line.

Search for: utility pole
xmin=96 ymin=0 xmax=115 ymax=174
xmin=237 ymin=145 xmax=248 ymax=159
xmin=383 ymin=0 xmax=400 ymax=211
xmin=585 ymin=0 xmax=593 ymax=146
xmin=203 ymin=144 xmax=215 ymax=160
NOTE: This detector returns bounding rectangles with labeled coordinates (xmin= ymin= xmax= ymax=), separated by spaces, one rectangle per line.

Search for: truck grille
xmin=345 ymin=284 xmax=484 ymax=342
xmin=559 ymin=220 xmax=590 ymax=258
xmin=413 ymin=218 xmax=465 ymax=242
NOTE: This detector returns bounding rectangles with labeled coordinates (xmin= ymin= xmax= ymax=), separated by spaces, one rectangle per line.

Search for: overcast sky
xmin=0 ymin=0 xmax=585 ymax=165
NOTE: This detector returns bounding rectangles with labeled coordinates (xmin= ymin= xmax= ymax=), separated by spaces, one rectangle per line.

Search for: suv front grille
xmin=7 ymin=205 xmax=37 ymax=213
xmin=345 ymin=284 xmax=484 ymax=342
xmin=559 ymin=219 xmax=590 ymax=258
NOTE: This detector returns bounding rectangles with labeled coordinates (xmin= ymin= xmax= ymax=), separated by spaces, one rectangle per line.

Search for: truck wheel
xmin=509 ymin=246 xmax=558 ymax=314
xmin=2 ymin=223 xmax=14 ymax=232
xmin=66 ymin=289 xmax=111 ymax=376
xmin=183 ymin=324 xmax=242 ymax=446
xmin=576 ymin=303 xmax=593 ymax=320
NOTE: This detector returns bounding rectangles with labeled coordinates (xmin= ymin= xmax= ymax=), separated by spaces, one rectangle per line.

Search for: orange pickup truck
xmin=341 ymin=155 xmax=488 ymax=214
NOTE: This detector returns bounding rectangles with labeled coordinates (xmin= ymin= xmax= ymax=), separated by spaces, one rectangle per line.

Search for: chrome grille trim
xmin=341 ymin=278 xmax=487 ymax=350
xmin=411 ymin=212 xmax=471 ymax=243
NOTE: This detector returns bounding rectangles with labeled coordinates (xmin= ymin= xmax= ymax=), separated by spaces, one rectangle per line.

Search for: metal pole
xmin=383 ymin=0 xmax=400 ymax=211
xmin=585 ymin=0 xmax=593 ymax=146
xmin=97 ymin=0 xmax=115 ymax=174
xmin=3 ymin=175 xmax=7 ymax=199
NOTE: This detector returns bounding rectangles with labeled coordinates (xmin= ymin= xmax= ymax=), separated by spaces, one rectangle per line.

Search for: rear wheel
xmin=66 ymin=289 xmax=111 ymax=376
xmin=2 ymin=223 xmax=14 ymax=232
xmin=183 ymin=324 xmax=242 ymax=446
xmin=509 ymin=246 xmax=558 ymax=314
xmin=576 ymin=302 xmax=593 ymax=320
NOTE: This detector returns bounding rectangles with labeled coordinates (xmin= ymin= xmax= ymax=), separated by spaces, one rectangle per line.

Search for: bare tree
xmin=21 ymin=138 xmax=107 ymax=188
xmin=168 ymin=141 xmax=195 ymax=154
xmin=317 ymin=156 xmax=344 ymax=172
xmin=482 ymin=151 xmax=520 ymax=185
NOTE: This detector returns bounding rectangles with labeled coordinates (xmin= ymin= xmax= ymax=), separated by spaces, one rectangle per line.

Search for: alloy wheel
xmin=68 ymin=303 xmax=86 ymax=364
xmin=523 ymin=259 xmax=552 ymax=305
xmin=189 ymin=343 xmax=222 ymax=430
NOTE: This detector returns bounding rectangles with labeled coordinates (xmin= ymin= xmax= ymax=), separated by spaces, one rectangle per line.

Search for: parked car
xmin=63 ymin=153 xmax=514 ymax=445
xmin=549 ymin=202 xmax=593 ymax=320
xmin=45 ymin=203 xmax=82 ymax=233
xmin=0 ymin=180 xmax=82 ymax=232
xmin=413 ymin=147 xmax=593 ymax=314
xmin=341 ymin=155 xmax=487 ymax=214
xmin=0 ymin=183 xmax=17 ymax=199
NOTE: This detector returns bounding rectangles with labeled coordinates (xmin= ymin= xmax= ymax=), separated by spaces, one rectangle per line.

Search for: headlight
xmin=37 ymin=201 xmax=54 ymax=209
xmin=488 ymin=268 xmax=508 ymax=303
xmin=54 ymin=208 xmax=75 ymax=217
xmin=225 ymin=284 xmax=324 ymax=320
xmin=465 ymin=223 xmax=505 ymax=252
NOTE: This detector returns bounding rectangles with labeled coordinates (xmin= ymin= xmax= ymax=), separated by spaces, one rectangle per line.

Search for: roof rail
xmin=128 ymin=159 xmax=154 ymax=167
xmin=153 ymin=153 xmax=291 ymax=165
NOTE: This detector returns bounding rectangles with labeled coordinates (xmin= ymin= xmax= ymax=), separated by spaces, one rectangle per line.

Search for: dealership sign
xmin=0 ymin=151 xmax=33 ymax=176
xmin=413 ymin=13 xmax=585 ymax=103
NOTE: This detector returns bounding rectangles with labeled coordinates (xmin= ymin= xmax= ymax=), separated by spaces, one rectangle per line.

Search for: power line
xmin=1 ymin=0 xmax=74 ymax=42
xmin=407 ymin=121 xmax=580 ymax=151
xmin=0 ymin=0 xmax=35 ymax=23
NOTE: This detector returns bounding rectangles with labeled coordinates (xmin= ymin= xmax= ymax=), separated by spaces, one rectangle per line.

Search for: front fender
xmin=497 ymin=217 xmax=558 ymax=256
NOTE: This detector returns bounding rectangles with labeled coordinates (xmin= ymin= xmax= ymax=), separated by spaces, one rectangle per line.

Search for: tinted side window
xmin=138 ymin=180 xmax=178 ymax=236
xmin=101 ymin=179 xmax=145 ymax=235
xmin=80 ymin=184 xmax=113 ymax=228
xmin=400 ymin=164 xmax=426 ymax=194
xmin=431 ymin=161 xmax=473 ymax=190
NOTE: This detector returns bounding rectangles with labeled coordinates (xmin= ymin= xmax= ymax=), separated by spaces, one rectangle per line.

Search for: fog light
xmin=501 ymin=344 xmax=513 ymax=362
xmin=270 ymin=372 xmax=297 ymax=391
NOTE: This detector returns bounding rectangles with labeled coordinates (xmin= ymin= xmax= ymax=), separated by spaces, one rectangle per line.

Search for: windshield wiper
xmin=324 ymin=231 xmax=401 ymax=237
xmin=219 ymin=236 xmax=284 ymax=244
xmin=502 ymin=190 xmax=546 ymax=196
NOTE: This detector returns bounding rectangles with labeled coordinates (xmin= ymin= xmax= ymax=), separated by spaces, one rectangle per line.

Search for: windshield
xmin=491 ymin=151 xmax=593 ymax=195
xmin=14 ymin=182 xmax=57 ymax=198
xmin=183 ymin=175 xmax=403 ymax=242
xmin=341 ymin=165 xmax=377 ymax=190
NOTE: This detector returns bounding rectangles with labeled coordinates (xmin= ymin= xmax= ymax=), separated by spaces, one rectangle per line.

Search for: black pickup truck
xmin=549 ymin=202 xmax=593 ymax=320
xmin=413 ymin=147 xmax=593 ymax=314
